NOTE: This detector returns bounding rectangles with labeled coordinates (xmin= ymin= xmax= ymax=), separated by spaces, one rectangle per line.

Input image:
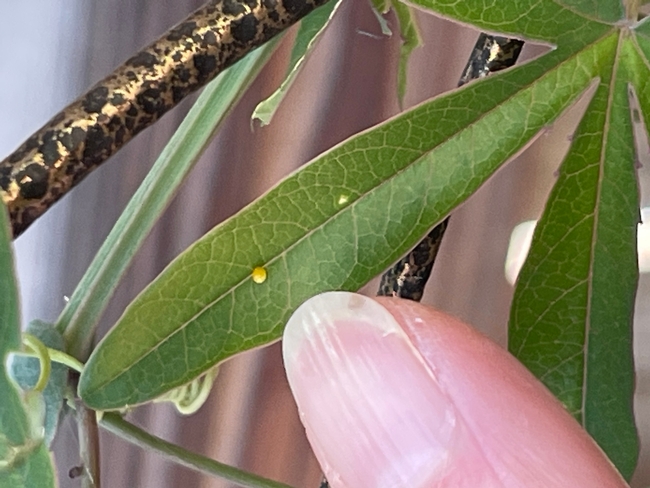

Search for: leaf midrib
xmin=580 ymin=29 xmax=625 ymax=421
xmin=86 ymin=28 xmax=617 ymax=399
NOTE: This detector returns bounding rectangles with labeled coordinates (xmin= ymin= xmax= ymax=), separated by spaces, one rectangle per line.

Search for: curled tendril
xmin=11 ymin=345 xmax=84 ymax=375
xmin=22 ymin=334 xmax=51 ymax=392
xmin=155 ymin=366 xmax=220 ymax=415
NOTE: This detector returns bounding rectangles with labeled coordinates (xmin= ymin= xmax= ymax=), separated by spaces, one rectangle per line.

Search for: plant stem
xmin=11 ymin=347 xmax=84 ymax=373
xmin=99 ymin=412 xmax=296 ymax=488
xmin=76 ymin=398 xmax=101 ymax=488
xmin=22 ymin=333 xmax=51 ymax=392
xmin=625 ymin=0 xmax=639 ymax=20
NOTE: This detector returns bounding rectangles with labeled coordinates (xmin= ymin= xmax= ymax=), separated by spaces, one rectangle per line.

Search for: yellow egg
xmin=251 ymin=266 xmax=267 ymax=284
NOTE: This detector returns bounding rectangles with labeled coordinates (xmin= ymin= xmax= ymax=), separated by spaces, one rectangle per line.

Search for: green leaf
xmin=412 ymin=1 xmax=640 ymax=477
xmin=554 ymin=0 xmax=624 ymax=23
xmin=393 ymin=1 xmax=421 ymax=104
xmin=630 ymin=25 xmax=650 ymax=133
xmin=509 ymin=32 xmax=640 ymax=479
xmin=366 ymin=0 xmax=420 ymax=104
xmin=0 ymin=204 xmax=25 ymax=454
xmin=633 ymin=17 xmax=650 ymax=62
xmin=252 ymin=0 xmax=342 ymax=126
xmin=0 ymin=205 xmax=20 ymax=379
xmin=0 ymin=442 xmax=55 ymax=488
xmin=0 ymin=206 xmax=55 ymax=487
xmin=407 ymin=0 xmax=606 ymax=42
xmin=634 ymin=15 xmax=650 ymax=37
xmin=56 ymin=39 xmax=281 ymax=360
xmin=79 ymin=29 xmax=617 ymax=410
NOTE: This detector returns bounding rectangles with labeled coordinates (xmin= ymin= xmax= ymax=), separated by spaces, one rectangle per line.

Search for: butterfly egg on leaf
xmin=251 ymin=266 xmax=268 ymax=284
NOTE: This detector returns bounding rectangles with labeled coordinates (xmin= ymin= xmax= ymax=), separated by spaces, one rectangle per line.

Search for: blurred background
xmin=1 ymin=1 xmax=648 ymax=486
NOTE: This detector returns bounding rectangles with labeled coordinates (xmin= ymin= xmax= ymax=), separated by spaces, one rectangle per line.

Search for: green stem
xmin=625 ymin=0 xmax=639 ymax=20
xmin=22 ymin=334 xmax=50 ymax=392
xmin=13 ymin=347 xmax=84 ymax=373
xmin=99 ymin=413 xmax=296 ymax=488
xmin=76 ymin=398 xmax=101 ymax=488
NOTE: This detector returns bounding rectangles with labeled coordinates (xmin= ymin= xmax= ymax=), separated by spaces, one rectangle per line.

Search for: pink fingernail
xmin=283 ymin=292 xmax=460 ymax=488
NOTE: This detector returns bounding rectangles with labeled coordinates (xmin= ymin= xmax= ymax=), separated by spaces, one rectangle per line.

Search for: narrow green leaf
xmin=629 ymin=25 xmax=650 ymax=132
xmin=0 ymin=204 xmax=25 ymax=451
xmin=554 ymin=0 xmax=623 ymax=23
xmin=407 ymin=0 xmax=607 ymax=43
xmin=0 ymin=210 xmax=20 ymax=350
xmin=79 ymin=31 xmax=618 ymax=410
xmin=509 ymin=33 xmax=639 ymax=479
xmin=633 ymin=15 xmax=650 ymax=40
xmin=252 ymin=0 xmax=342 ymax=126
xmin=393 ymin=1 xmax=421 ymax=104
xmin=0 ymin=207 xmax=19 ymax=357
xmin=0 ymin=206 xmax=55 ymax=487
xmin=56 ymin=39 xmax=281 ymax=360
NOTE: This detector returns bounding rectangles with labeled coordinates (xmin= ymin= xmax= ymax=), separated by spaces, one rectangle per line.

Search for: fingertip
xmin=376 ymin=297 xmax=629 ymax=487
xmin=282 ymin=292 xmax=492 ymax=487
xmin=283 ymin=292 xmax=628 ymax=488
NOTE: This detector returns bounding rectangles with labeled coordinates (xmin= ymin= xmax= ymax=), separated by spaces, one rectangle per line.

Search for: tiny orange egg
xmin=251 ymin=266 xmax=267 ymax=284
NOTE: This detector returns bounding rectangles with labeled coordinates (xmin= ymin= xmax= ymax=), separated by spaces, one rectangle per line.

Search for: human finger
xmin=282 ymin=292 xmax=628 ymax=488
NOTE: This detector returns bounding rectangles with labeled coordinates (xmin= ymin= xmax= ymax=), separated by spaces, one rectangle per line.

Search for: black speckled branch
xmin=0 ymin=0 xmax=329 ymax=237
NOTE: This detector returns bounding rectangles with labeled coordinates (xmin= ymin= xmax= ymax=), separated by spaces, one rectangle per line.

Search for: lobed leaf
xmin=509 ymin=30 xmax=641 ymax=479
xmin=553 ymin=0 xmax=624 ymax=23
xmin=406 ymin=0 xmax=610 ymax=43
xmin=634 ymin=15 xmax=650 ymax=41
xmin=79 ymin=28 xmax=618 ymax=410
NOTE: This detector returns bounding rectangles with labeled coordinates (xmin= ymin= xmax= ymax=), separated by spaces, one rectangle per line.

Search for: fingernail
xmin=283 ymin=292 xmax=459 ymax=488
